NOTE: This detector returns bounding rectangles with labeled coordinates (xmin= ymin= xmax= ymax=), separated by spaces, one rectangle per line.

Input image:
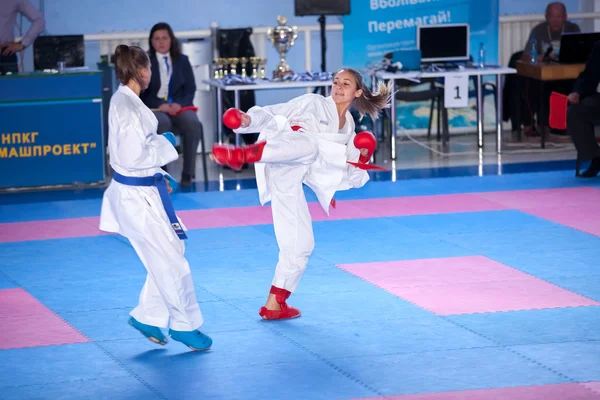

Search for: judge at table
xmin=140 ymin=22 xmax=203 ymax=187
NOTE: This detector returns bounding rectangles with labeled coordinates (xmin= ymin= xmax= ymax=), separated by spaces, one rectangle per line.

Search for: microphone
xmin=543 ymin=45 xmax=553 ymax=60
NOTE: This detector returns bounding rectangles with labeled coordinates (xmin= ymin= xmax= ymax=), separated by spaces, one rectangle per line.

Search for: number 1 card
xmin=444 ymin=74 xmax=469 ymax=108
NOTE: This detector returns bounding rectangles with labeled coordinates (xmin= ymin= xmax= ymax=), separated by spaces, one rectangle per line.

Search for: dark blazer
xmin=140 ymin=53 xmax=196 ymax=109
xmin=573 ymin=41 xmax=600 ymax=99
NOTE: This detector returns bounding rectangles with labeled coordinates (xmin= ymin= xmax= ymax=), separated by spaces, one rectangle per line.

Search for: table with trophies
xmin=203 ymin=16 xmax=334 ymax=146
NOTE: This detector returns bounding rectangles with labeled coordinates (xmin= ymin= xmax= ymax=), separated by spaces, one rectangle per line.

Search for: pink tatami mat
xmin=521 ymin=205 xmax=600 ymax=237
xmin=165 ymin=193 xmax=508 ymax=228
xmin=0 ymin=217 xmax=107 ymax=243
xmin=355 ymin=382 xmax=600 ymax=400
xmin=338 ymin=256 xmax=600 ymax=315
xmin=3 ymin=187 xmax=598 ymax=243
xmin=479 ymin=187 xmax=600 ymax=237
xmin=584 ymin=382 xmax=600 ymax=396
xmin=476 ymin=187 xmax=600 ymax=209
xmin=0 ymin=288 xmax=90 ymax=350
xmin=0 ymin=194 xmax=508 ymax=243
xmin=337 ymin=193 xmax=508 ymax=219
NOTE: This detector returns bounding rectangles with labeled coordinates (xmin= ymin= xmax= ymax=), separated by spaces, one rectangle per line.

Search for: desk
xmin=374 ymin=67 xmax=516 ymax=160
xmin=516 ymin=61 xmax=585 ymax=81
xmin=0 ymin=72 xmax=105 ymax=190
xmin=515 ymin=61 xmax=584 ymax=148
xmin=202 ymin=79 xmax=332 ymax=146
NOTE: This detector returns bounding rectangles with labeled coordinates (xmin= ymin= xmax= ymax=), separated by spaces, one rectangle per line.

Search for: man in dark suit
xmin=567 ymin=40 xmax=600 ymax=177
xmin=141 ymin=22 xmax=203 ymax=186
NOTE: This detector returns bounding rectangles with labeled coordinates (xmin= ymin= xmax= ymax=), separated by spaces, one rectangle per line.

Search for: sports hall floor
xmin=1 ymin=135 xmax=599 ymax=399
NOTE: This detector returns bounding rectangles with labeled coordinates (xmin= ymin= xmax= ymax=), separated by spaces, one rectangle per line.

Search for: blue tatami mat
xmin=509 ymin=341 xmax=600 ymax=382
xmin=2 ymin=169 xmax=600 ymax=399
xmin=0 ymin=343 xmax=131 ymax=387
xmin=227 ymin=286 xmax=436 ymax=326
xmin=448 ymin=306 xmax=600 ymax=346
xmin=391 ymin=209 xmax=559 ymax=235
xmin=1 ymin=376 xmax=160 ymax=400
xmin=332 ymin=347 xmax=571 ymax=396
xmin=483 ymin=247 xmax=600 ymax=280
xmin=266 ymin=317 xmax=495 ymax=360
xmin=0 ymin=272 xmax=18 ymax=290
xmin=542 ymin=275 xmax=600 ymax=302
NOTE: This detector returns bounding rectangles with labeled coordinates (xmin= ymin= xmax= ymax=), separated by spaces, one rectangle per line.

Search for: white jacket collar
xmin=118 ymin=84 xmax=145 ymax=107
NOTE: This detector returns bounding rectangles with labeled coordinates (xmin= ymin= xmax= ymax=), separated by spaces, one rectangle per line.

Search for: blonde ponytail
xmin=337 ymin=68 xmax=394 ymax=121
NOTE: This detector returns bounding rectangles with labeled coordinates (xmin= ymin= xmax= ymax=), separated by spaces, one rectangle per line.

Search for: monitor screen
xmin=33 ymin=35 xmax=85 ymax=71
xmin=417 ymin=24 xmax=470 ymax=63
xmin=295 ymin=0 xmax=350 ymax=16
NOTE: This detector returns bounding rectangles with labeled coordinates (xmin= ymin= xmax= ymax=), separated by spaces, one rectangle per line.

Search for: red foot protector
xmin=291 ymin=125 xmax=303 ymax=132
xmin=259 ymin=285 xmax=301 ymax=320
xmin=549 ymin=92 xmax=568 ymax=130
xmin=211 ymin=141 xmax=266 ymax=171
xmin=223 ymin=108 xmax=243 ymax=130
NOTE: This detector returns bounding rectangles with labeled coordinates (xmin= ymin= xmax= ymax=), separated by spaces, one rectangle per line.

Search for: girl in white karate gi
xmin=99 ymin=44 xmax=212 ymax=351
xmin=212 ymin=68 xmax=392 ymax=320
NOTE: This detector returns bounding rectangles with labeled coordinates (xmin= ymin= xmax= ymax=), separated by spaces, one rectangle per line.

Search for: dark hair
xmin=336 ymin=68 xmax=394 ymax=121
xmin=546 ymin=2 xmax=567 ymax=17
xmin=114 ymin=45 xmax=150 ymax=87
xmin=148 ymin=22 xmax=181 ymax=60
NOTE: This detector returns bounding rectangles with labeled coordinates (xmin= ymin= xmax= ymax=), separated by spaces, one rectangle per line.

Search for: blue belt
xmin=112 ymin=172 xmax=187 ymax=240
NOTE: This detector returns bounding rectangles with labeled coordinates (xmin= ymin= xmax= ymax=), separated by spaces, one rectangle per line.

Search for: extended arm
xmin=233 ymin=95 xmax=313 ymax=134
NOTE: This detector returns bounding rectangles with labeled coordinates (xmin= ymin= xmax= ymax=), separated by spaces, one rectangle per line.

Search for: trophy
xmin=250 ymin=57 xmax=260 ymax=79
xmin=213 ymin=58 xmax=223 ymax=79
xmin=240 ymin=57 xmax=248 ymax=78
xmin=259 ymin=58 xmax=266 ymax=79
xmin=229 ymin=57 xmax=239 ymax=76
xmin=217 ymin=58 xmax=226 ymax=79
xmin=267 ymin=15 xmax=298 ymax=79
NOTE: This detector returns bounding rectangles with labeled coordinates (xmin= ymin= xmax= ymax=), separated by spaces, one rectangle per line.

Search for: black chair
xmin=430 ymin=76 xmax=499 ymax=141
xmin=396 ymin=79 xmax=449 ymax=142
xmin=503 ymin=51 xmax=526 ymax=137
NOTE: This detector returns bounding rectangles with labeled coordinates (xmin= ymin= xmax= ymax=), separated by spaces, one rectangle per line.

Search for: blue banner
xmin=0 ymin=99 xmax=105 ymax=188
xmin=343 ymin=0 xmax=500 ymax=130
xmin=343 ymin=0 xmax=499 ymax=68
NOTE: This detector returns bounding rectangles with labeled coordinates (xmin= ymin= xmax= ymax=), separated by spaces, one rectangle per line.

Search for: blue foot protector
xmin=128 ymin=317 xmax=167 ymax=345
xmin=168 ymin=329 xmax=213 ymax=352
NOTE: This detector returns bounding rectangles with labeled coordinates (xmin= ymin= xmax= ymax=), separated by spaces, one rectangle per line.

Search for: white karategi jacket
xmin=235 ymin=94 xmax=370 ymax=213
xmin=99 ymin=84 xmax=184 ymax=240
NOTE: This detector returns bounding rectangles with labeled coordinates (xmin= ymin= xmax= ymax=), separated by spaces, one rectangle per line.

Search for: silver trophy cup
xmin=267 ymin=16 xmax=298 ymax=79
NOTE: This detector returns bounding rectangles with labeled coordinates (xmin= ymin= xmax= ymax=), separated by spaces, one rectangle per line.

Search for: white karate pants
xmin=262 ymin=132 xmax=319 ymax=293
xmin=127 ymin=199 xmax=204 ymax=332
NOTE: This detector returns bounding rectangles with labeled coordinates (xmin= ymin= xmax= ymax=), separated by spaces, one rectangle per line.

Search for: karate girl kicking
xmin=99 ymin=44 xmax=212 ymax=351
xmin=212 ymin=68 xmax=392 ymax=320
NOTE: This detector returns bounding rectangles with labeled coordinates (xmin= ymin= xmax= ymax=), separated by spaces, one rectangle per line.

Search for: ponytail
xmin=114 ymin=44 xmax=149 ymax=87
xmin=337 ymin=68 xmax=394 ymax=121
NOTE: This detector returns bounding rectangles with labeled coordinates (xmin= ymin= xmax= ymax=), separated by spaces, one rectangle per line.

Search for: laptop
xmin=559 ymin=32 xmax=600 ymax=64
xmin=385 ymin=49 xmax=422 ymax=71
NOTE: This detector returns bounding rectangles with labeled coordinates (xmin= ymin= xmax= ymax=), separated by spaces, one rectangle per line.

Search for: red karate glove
xmin=354 ymin=131 xmax=377 ymax=163
xmin=223 ymin=108 xmax=243 ymax=130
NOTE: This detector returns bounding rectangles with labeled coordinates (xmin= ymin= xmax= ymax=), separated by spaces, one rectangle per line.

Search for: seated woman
xmin=140 ymin=22 xmax=203 ymax=187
